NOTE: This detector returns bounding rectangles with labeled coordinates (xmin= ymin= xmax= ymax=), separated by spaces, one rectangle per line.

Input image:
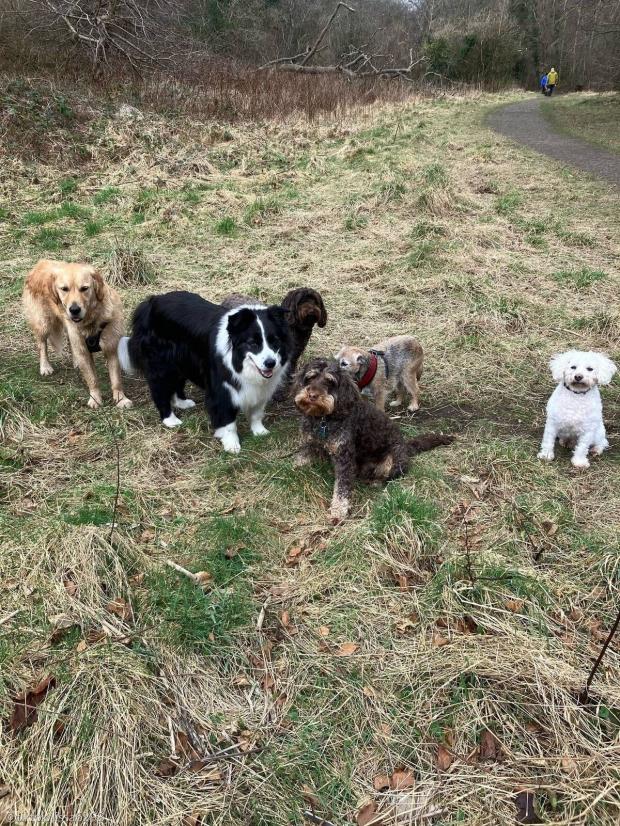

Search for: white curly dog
xmin=538 ymin=350 xmax=617 ymax=469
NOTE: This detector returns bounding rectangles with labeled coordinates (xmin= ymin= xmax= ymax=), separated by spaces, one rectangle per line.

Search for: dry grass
xmin=1 ymin=84 xmax=620 ymax=825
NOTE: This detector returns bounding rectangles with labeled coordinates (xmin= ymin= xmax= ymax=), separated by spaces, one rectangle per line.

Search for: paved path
xmin=488 ymin=96 xmax=620 ymax=189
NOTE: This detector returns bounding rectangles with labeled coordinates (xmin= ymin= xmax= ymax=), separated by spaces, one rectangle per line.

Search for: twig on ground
xmin=580 ymin=604 xmax=620 ymax=703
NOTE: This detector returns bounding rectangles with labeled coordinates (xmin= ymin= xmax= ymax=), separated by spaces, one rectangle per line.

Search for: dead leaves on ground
xmin=514 ymin=790 xmax=542 ymax=823
xmin=9 ymin=675 xmax=56 ymax=733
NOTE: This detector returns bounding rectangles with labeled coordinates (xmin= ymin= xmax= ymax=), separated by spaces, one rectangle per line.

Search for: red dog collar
xmin=357 ymin=353 xmax=378 ymax=389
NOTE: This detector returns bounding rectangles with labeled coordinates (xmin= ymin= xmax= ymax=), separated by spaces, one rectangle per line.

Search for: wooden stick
xmin=581 ymin=605 xmax=620 ymax=702
xmin=0 ymin=610 xmax=19 ymax=627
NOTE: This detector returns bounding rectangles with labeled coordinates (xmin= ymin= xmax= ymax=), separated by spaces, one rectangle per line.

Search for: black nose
xmin=264 ymin=357 xmax=276 ymax=369
xmin=574 ymin=374 xmax=583 ymax=382
xmin=69 ymin=304 xmax=81 ymax=316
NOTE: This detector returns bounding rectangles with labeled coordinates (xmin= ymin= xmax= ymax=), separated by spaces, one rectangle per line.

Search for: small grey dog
xmin=336 ymin=335 xmax=424 ymax=412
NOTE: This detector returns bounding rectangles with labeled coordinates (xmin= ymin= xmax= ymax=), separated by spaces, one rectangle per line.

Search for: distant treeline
xmin=0 ymin=0 xmax=618 ymax=90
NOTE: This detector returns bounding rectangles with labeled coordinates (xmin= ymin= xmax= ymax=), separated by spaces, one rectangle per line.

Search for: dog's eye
xmin=587 ymin=367 xmax=593 ymax=372
xmin=79 ymin=286 xmax=89 ymax=292
xmin=60 ymin=286 xmax=69 ymax=292
xmin=571 ymin=365 xmax=576 ymax=370
xmin=303 ymin=372 xmax=317 ymax=383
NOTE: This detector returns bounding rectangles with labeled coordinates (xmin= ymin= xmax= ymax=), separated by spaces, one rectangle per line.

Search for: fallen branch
xmin=580 ymin=604 xmax=620 ymax=703
xmin=300 ymin=2 xmax=356 ymax=66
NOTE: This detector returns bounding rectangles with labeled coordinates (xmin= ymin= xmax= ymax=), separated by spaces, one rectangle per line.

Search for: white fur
xmin=172 ymin=394 xmax=196 ymax=410
xmin=117 ymin=336 xmax=135 ymax=375
xmin=215 ymin=307 xmax=286 ymax=439
xmin=215 ymin=421 xmax=241 ymax=453
xmin=538 ymin=350 xmax=616 ymax=468
xmin=162 ymin=413 xmax=182 ymax=428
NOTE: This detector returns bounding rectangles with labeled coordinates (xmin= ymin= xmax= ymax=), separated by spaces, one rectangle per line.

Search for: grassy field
xmin=542 ymin=92 xmax=620 ymax=155
xmin=1 ymin=78 xmax=620 ymax=825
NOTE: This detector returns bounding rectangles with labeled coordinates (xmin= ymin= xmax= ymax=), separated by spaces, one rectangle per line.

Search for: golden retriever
xmin=22 ymin=259 xmax=132 ymax=409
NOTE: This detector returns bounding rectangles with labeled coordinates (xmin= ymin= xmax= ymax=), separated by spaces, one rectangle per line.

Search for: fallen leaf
xmin=568 ymin=607 xmax=583 ymax=622
xmin=363 ymin=685 xmax=377 ymax=699
xmin=390 ymin=768 xmax=415 ymax=790
xmin=436 ymin=745 xmax=454 ymax=771
xmin=541 ymin=520 xmax=558 ymax=536
xmin=318 ymin=626 xmax=330 ymax=637
xmin=76 ymin=640 xmax=88 ymax=652
xmin=193 ymin=571 xmax=213 ymax=590
xmin=10 ymin=675 xmax=56 ymax=732
xmin=155 ymin=758 xmax=179 ymax=778
xmin=285 ymin=545 xmax=305 ymax=566
xmin=431 ymin=632 xmax=449 ymax=648
xmin=183 ymin=813 xmax=203 ymax=826
xmin=140 ymin=528 xmax=156 ymax=543
xmin=107 ymin=598 xmax=131 ymax=621
xmin=301 ymin=784 xmax=320 ymax=808
xmin=356 ymin=801 xmax=383 ymax=826
xmin=455 ymin=615 xmax=478 ymax=634
xmin=505 ymin=599 xmax=524 ymax=613
xmin=478 ymin=729 xmax=501 ymax=761
xmin=514 ymin=790 xmax=542 ymax=823
xmin=62 ymin=572 xmax=78 ymax=596
xmin=337 ymin=642 xmax=359 ymax=656
xmin=232 ymin=675 xmax=251 ymax=687
xmin=86 ymin=628 xmax=106 ymax=644
xmin=280 ymin=611 xmax=290 ymax=627
xmin=188 ymin=763 xmax=221 ymax=781
xmin=397 ymin=572 xmax=409 ymax=590
xmin=373 ymin=774 xmax=390 ymax=791
xmin=129 ymin=572 xmax=145 ymax=586
xmin=560 ymin=755 xmax=577 ymax=774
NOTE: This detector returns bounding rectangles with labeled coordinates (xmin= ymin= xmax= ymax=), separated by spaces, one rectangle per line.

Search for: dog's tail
xmin=117 ymin=336 xmax=136 ymax=375
xmin=407 ymin=433 xmax=454 ymax=455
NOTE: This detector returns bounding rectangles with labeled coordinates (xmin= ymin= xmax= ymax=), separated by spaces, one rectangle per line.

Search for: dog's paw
xmin=162 ymin=413 xmax=182 ymax=428
xmin=537 ymin=450 xmax=554 ymax=461
xmin=571 ymin=456 xmax=590 ymax=469
xmin=87 ymin=394 xmax=103 ymax=409
xmin=116 ymin=396 xmax=133 ymax=409
xmin=407 ymin=402 xmax=420 ymax=413
xmin=389 ymin=398 xmax=403 ymax=408
xmin=251 ymin=423 xmax=269 ymax=437
xmin=590 ymin=442 xmax=609 ymax=456
xmin=172 ymin=395 xmax=196 ymax=410
xmin=221 ymin=435 xmax=241 ymax=454
xmin=329 ymin=498 xmax=350 ymax=523
xmin=40 ymin=363 xmax=54 ymax=377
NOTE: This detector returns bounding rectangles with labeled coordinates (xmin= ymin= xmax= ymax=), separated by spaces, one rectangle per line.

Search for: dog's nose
xmin=264 ymin=357 xmax=276 ymax=370
xmin=69 ymin=303 xmax=81 ymax=316
xmin=306 ymin=390 xmax=318 ymax=401
xmin=340 ymin=360 xmax=347 ymax=368
xmin=574 ymin=374 xmax=583 ymax=382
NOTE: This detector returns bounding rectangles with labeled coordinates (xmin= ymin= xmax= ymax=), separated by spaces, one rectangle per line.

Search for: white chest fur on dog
xmin=538 ymin=349 xmax=616 ymax=469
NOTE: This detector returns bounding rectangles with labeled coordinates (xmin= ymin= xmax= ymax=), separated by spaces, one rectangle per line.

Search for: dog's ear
xmin=267 ymin=304 xmax=289 ymax=325
xmin=549 ymin=352 xmax=570 ymax=383
xmin=91 ymin=268 xmax=105 ymax=301
xmin=314 ymin=291 xmax=327 ymax=328
xmin=594 ymin=353 xmax=617 ymax=386
xmin=227 ymin=307 xmax=256 ymax=337
xmin=335 ymin=368 xmax=360 ymax=415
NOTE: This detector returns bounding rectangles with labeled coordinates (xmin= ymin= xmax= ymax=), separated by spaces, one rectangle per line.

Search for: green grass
xmin=94 ymin=186 xmax=121 ymax=205
xmin=214 ymin=215 xmax=238 ymax=236
xmin=553 ymin=266 xmax=606 ymax=289
xmin=495 ymin=189 xmax=522 ymax=214
xmin=84 ymin=219 xmax=104 ymax=237
xmin=542 ymin=93 xmax=620 ymax=155
xmin=30 ymin=226 xmax=64 ymax=250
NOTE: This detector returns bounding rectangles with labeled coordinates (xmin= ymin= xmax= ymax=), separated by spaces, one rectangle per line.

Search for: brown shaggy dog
xmin=22 ymin=259 xmax=131 ymax=409
xmin=222 ymin=287 xmax=327 ymax=373
xmin=294 ymin=358 xmax=453 ymax=521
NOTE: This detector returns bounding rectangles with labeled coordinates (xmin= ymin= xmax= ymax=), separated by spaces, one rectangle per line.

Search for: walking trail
xmin=488 ymin=96 xmax=620 ymax=189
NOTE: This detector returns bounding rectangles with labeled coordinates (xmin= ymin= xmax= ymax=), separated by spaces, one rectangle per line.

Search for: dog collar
xmin=317 ymin=417 xmax=329 ymax=439
xmin=358 ymin=353 xmax=379 ymax=389
xmin=85 ymin=322 xmax=108 ymax=354
xmin=563 ymin=382 xmax=592 ymax=395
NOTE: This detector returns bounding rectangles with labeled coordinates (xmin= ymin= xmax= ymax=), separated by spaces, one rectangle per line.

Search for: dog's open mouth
xmin=250 ymin=359 xmax=274 ymax=379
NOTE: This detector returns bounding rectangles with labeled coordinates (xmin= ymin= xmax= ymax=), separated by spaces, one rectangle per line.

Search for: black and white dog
xmin=118 ymin=291 xmax=290 ymax=453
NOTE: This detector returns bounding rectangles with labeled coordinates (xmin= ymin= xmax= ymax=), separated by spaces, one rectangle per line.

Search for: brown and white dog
xmin=336 ymin=335 xmax=423 ymax=413
xmin=22 ymin=259 xmax=131 ymax=409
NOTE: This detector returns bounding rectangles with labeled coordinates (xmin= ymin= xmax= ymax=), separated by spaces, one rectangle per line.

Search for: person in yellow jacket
xmin=546 ymin=67 xmax=558 ymax=95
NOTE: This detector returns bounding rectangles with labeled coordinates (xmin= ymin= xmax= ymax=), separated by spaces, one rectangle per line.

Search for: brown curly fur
xmin=221 ymin=287 xmax=327 ymax=373
xmin=294 ymin=358 xmax=453 ymax=521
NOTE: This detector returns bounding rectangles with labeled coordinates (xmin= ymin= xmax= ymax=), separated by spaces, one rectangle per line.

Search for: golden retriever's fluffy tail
xmin=117 ymin=336 xmax=136 ymax=375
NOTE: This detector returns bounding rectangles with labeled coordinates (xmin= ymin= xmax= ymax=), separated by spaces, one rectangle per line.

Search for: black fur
xmin=124 ymin=290 xmax=290 ymax=437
